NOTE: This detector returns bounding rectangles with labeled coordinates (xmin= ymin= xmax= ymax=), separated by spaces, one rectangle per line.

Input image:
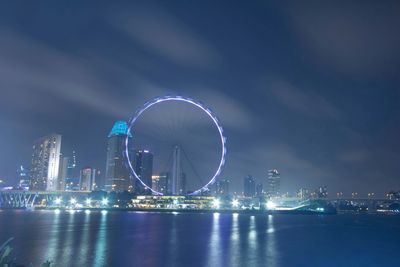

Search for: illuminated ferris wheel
xmin=124 ymin=95 xmax=227 ymax=196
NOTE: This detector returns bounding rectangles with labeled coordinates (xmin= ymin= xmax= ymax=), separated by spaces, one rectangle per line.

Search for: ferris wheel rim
xmin=124 ymin=95 xmax=227 ymax=196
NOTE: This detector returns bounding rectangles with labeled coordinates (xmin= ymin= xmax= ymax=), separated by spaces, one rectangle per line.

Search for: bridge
xmin=0 ymin=190 xmax=90 ymax=208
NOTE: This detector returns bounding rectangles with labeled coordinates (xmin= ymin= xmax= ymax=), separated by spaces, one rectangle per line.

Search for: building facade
xmin=267 ymin=169 xmax=281 ymax=197
xmin=105 ymin=121 xmax=133 ymax=192
xmin=216 ymin=179 xmax=230 ymax=196
xmin=133 ymin=149 xmax=153 ymax=194
xmin=243 ymin=175 xmax=256 ymax=197
xmin=30 ymin=134 xmax=62 ymax=191
xmin=80 ymin=167 xmax=97 ymax=191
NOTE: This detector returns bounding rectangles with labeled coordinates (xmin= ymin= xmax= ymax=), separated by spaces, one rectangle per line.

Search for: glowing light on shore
xmin=54 ymin=197 xmax=62 ymax=205
xmin=231 ymin=199 xmax=239 ymax=208
xmin=266 ymin=201 xmax=276 ymax=210
xmin=213 ymin=199 xmax=221 ymax=209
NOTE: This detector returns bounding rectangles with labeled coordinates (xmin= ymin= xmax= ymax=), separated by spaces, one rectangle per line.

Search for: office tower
xmin=243 ymin=175 xmax=256 ymax=197
xmin=30 ymin=134 xmax=62 ymax=191
xmin=267 ymin=169 xmax=281 ymax=197
xmin=105 ymin=121 xmax=133 ymax=192
xmin=216 ymin=179 xmax=230 ymax=196
xmin=80 ymin=167 xmax=97 ymax=191
xmin=133 ymin=149 xmax=153 ymax=194
xmin=256 ymin=183 xmax=263 ymax=197
xmin=57 ymin=157 xmax=68 ymax=191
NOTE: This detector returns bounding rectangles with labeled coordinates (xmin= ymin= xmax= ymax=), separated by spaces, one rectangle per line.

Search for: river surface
xmin=0 ymin=210 xmax=399 ymax=267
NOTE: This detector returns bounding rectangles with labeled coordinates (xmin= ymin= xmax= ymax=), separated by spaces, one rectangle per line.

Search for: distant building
xmin=133 ymin=149 xmax=153 ymax=194
xmin=179 ymin=172 xmax=187 ymax=195
xmin=30 ymin=134 xmax=62 ymax=191
xmin=216 ymin=179 xmax=230 ymax=196
xmin=17 ymin=165 xmax=30 ymax=190
xmin=57 ymin=157 xmax=68 ymax=191
xmin=256 ymin=183 xmax=263 ymax=197
xmin=243 ymin=175 xmax=256 ymax=197
xmin=80 ymin=167 xmax=97 ymax=191
xmin=315 ymin=186 xmax=328 ymax=198
xmin=297 ymin=188 xmax=310 ymax=200
xmin=267 ymin=169 xmax=280 ymax=197
xmin=65 ymin=151 xmax=80 ymax=191
xmin=105 ymin=121 xmax=133 ymax=192
xmin=152 ymin=172 xmax=169 ymax=194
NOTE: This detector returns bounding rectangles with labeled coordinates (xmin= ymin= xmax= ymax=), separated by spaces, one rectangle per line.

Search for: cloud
xmin=281 ymin=1 xmax=400 ymax=75
xmin=268 ymin=80 xmax=341 ymax=119
xmin=0 ymin=28 xmax=166 ymax=119
xmin=338 ymin=149 xmax=371 ymax=164
xmin=110 ymin=5 xmax=220 ymax=68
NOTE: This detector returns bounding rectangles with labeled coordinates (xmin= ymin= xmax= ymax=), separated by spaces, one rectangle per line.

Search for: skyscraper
xmin=80 ymin=167 xmax=97 ymax=191
xmin=267 ymin=169 xmax=281 ymax=197
xmin=105 ymin=121 xmax=133 ymax=192
xmin=216 ymin=179 xmax=230 ymax=196
xmin=243 ymin=175 xmax=256 ymax=197
xmin=57 ymin=156 xmax=68 ymax=191
xmin=30 ymin=134 xmax=62 ymax=191
xmin=65 ymin=151 xmax=80 ymax=191
xmin=133 ymin=149 xmax=153 ymax=194
xmin=256 ymin=183 xmax=263 ymax=197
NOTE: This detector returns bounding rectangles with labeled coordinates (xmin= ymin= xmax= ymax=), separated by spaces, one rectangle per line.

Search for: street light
xmin=54 ymin=197 xmax=62 ymax=205
xmin=231 ymin=199 xmax=239 ymax=208
xmin=70 ymin=198 xmax=77 ymax=205
xmin=86 ymin=198 xmax=91 ymax=206
xmin=266 ymin=201 xmax=276 ymax=210
xmin=213 ymin=199 xmax=220 ymax=209
xmin=102 ymin=198 xmax=108 ymax=206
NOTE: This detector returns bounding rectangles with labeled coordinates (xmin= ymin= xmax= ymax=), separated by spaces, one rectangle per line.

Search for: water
xmin=0 ymin=210 xmax=399 ymax=267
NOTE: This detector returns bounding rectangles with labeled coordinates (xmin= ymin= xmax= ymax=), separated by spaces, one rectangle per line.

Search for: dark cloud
xmin=281 ymin=1 xmax=400 ymax=76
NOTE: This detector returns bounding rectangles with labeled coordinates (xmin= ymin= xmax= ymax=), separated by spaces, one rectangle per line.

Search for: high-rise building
xmin=267 ymin=169 xmax=280 ymax=197
xmin=216 ymin=179 xmax=230 ymax=196
xmin=243 ymin=175 xmax=256 ymax=197
xmin=80 ymin=167 xmax=97 ymax=191
xmin=105 ymin=121 xmax=133 ymax=192
xmin=133 ymin=149 xmax=153 ymax=195
xmin=64 ymin=151 xmax=79 ymax=190
xmin=57 ymin=156 xmax=68 ymax=191
xmin=30 ymin=134 xmax=62 ymax=191
xmin=256 ymin=183 xmax=263 ymax=197
xmin=17 ymin=165 xmax=30 ymax=190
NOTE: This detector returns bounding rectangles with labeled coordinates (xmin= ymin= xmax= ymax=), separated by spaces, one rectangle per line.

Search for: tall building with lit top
xmin=267 ymin=169 xmax=280 ymax=197
xmin=105 ymin=121 xmax=133 ymax=192
xmin=30 ymin=134 xmax=62 ymax=191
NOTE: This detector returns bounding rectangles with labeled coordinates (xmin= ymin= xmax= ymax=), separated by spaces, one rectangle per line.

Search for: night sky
xmin=1 ymin=1 xmax=400 ymax=196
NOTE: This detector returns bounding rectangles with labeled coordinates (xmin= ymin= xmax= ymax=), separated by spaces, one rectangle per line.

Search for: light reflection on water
xmin=1 ymin=211 xmax=400 ymax=267
xmin=207 ymin=212 xmax=222 ymax=267
xmin=94 ymin=210 xmax=108 ymax=267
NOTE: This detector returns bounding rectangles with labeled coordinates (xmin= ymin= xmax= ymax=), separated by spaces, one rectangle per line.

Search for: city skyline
xmin=1 ymin=1 xmax=400 ymax=196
